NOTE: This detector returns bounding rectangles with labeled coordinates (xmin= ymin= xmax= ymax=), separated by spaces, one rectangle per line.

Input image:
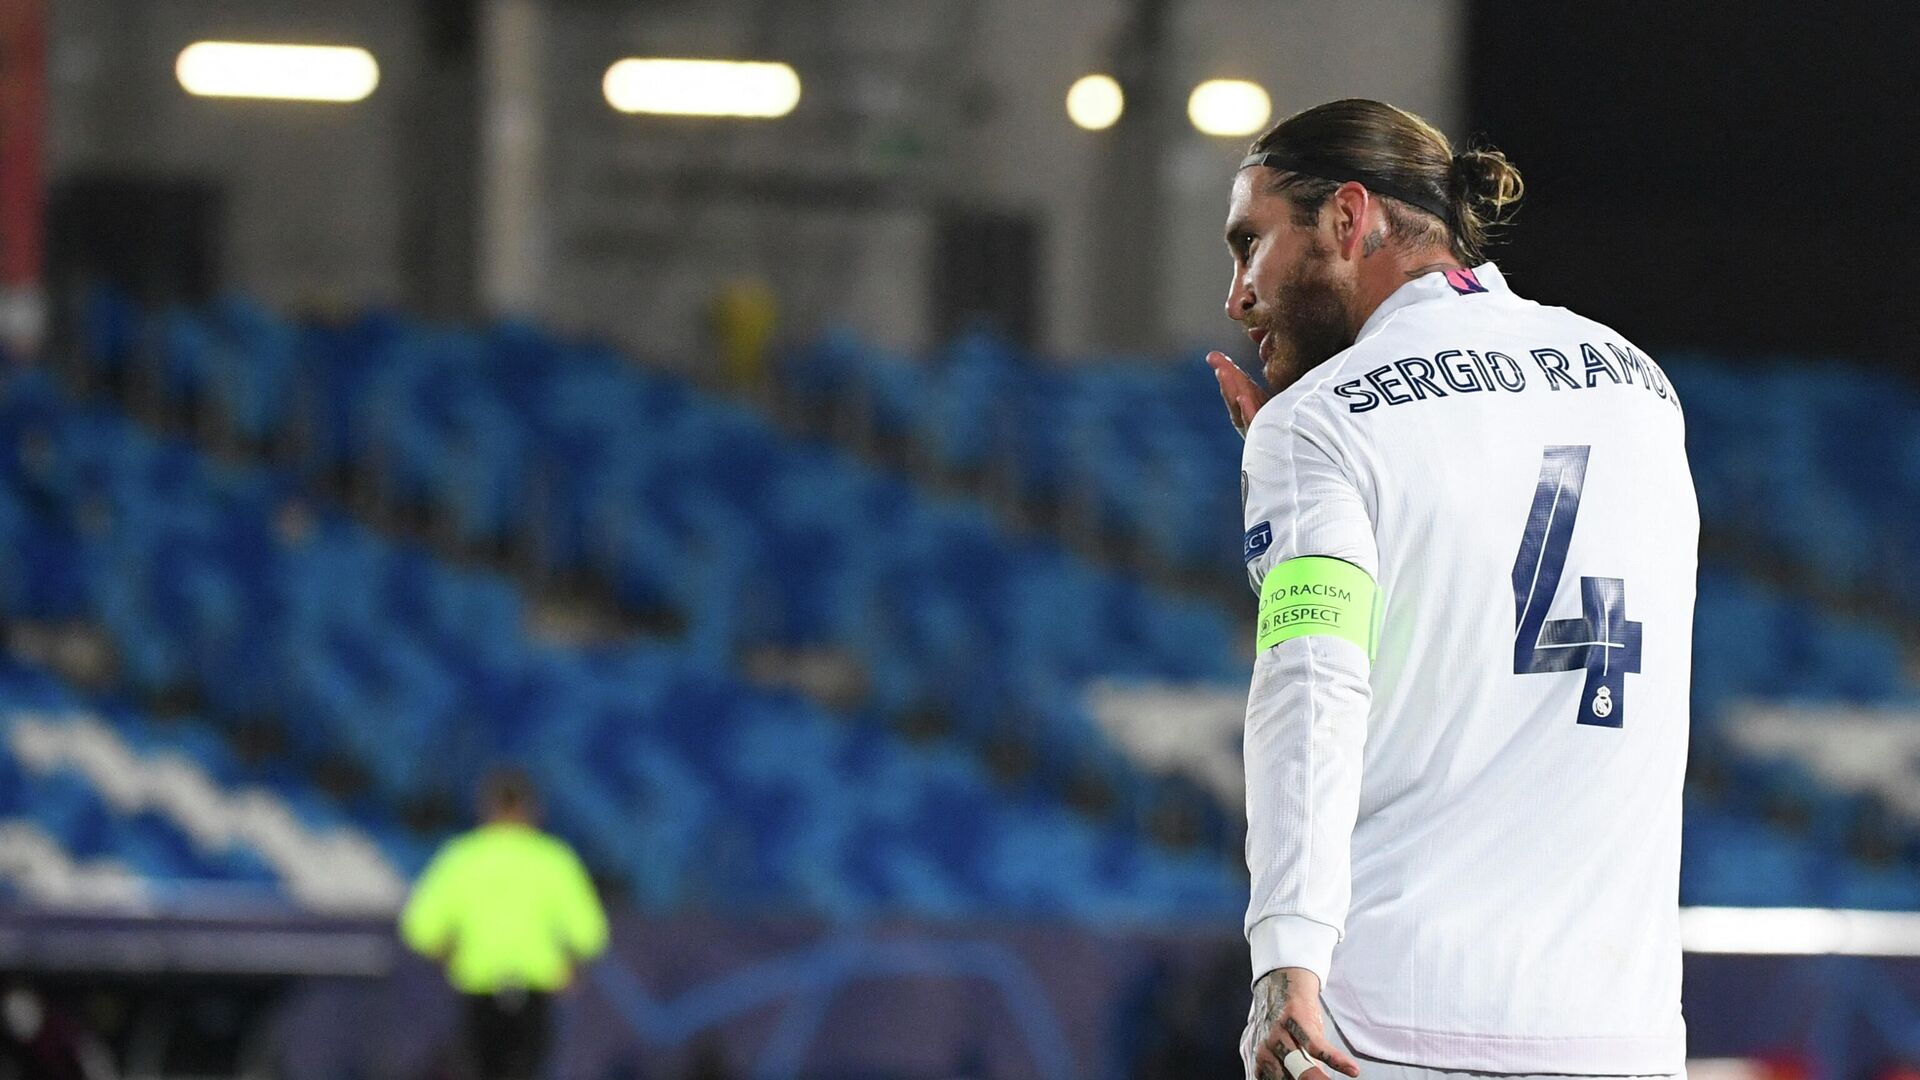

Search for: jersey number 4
xmin=1509 ymin=445 xmax=1642 ymax=728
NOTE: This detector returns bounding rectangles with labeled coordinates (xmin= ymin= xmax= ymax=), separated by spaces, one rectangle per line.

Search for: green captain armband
xmin=1256 ymin=556 xmax=1380 ymax=659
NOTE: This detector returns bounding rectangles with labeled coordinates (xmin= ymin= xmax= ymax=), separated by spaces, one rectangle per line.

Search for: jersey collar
xmin=1355 ymin=261 xmax=1508 ymax=343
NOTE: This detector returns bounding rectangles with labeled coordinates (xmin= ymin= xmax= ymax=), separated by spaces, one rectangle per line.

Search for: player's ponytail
xmin=1448 ymin=147 xmax=1524 ymax=264
xmin=1246 ymin=99 xmax=1524 ymax=265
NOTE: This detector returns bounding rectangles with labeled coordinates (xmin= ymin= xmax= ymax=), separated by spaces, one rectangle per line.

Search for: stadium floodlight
xmin=602 ymin=59 xmax=801 ymax=118
xmin=175 ymin=42 xmax=379 ymax=103
xmin=1187 ymin=78 xmax=1271 ymax=137
xmin=1065 ymin=74 xmax=1124 ymax=131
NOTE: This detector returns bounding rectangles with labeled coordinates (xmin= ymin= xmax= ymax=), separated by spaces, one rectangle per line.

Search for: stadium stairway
xmin=0 ymin=818 xmax=147 ymax=908
xmin=0 ymin=662 xmax=403 ymax=911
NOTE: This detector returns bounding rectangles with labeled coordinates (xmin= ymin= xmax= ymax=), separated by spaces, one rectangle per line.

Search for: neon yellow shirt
xmin=399 ymin=823 xmax=609 ymax=993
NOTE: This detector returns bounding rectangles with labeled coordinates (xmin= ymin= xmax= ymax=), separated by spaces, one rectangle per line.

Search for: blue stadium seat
xmin=39 ymin=296 xmax=1920 ymax=917
xmin=0 ymin=371 xmax=1248 ymax=919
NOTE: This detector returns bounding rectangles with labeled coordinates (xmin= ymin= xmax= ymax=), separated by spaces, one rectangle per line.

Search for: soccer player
xmin=1207 ymin=100 xmax=1695 ymax=1080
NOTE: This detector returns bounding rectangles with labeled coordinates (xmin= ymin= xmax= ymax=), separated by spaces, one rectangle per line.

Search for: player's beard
xmin=1256 ymin=240 xmax=1355 ymax=394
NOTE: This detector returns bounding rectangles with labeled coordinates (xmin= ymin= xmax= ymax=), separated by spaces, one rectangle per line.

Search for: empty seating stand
xmin=29 ymin=291 xmax=1919 ymax=916
xmin=0 ymin=374 xmax=1243 ymax=919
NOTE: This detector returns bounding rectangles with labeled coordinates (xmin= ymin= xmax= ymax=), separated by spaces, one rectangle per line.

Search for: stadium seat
xmin=39 ymin=294 xmax=1920 ymax=916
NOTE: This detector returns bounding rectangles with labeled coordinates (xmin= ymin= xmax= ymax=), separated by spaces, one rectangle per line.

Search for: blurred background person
xmin=401 ymin=769 xmax=608 ymax=1080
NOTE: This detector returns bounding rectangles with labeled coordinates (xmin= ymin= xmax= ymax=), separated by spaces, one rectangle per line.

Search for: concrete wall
xmin=1157 ymin=0 xmax=1465 ymax=355
xmin=50 ymin=0 xmax=418 ymax=312
xmin=47 ymin=0 xmax=1464 ymax=360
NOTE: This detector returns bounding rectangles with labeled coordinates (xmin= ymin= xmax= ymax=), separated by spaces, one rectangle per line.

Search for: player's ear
xmin=1330 ymin=182 xmax=1371 ymax=261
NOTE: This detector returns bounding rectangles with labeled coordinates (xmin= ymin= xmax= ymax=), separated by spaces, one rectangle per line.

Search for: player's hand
xmin=1240 ymin=967 xmax=1361 ymax=1080
xmin=1208 ymin=351 xmax=1270 ymax=439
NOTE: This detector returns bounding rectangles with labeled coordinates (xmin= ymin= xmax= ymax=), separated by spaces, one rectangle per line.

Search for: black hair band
xmin=1238 ymin=152 xmax=1450 ymax=222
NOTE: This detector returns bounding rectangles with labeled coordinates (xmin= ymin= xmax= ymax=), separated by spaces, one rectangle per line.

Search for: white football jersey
xmin=1240 ymin=263 xmax=1694 ymax=1074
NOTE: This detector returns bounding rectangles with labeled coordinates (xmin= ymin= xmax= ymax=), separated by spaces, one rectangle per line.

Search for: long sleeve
xmin=552 ymin=843 xmax=610 ymax=961
xmin=400 ymin=842 xmax=461 ymax=959
xmin=1239 ymin=403 xmax=1377 ymax=986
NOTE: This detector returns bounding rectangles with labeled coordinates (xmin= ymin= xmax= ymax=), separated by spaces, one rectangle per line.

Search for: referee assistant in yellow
xmin=401 ymin=770 xmax=609 ymax=1080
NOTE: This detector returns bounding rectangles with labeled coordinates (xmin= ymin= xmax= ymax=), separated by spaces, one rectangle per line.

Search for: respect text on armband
xmin=1258 ymin=583 xmax=1354 ymax=639
xmin=1330 ymin=341 xmax=1683 ymax=414
xmin=1255 ymin=557 xmax=1379 ymax=658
